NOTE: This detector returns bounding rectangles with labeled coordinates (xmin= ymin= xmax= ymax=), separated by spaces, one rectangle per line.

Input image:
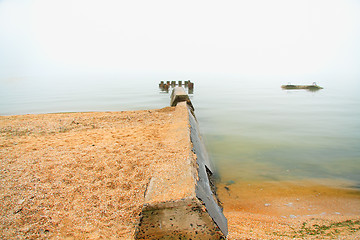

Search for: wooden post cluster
xmin=159 ymin=80 xmax=194 ymax=93
xmin=158 ymin=81 xmax=169 ymax=92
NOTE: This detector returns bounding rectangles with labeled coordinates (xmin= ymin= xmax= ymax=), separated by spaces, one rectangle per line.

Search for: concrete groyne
xmin=135 ymin=87 xmax=227 ymax=239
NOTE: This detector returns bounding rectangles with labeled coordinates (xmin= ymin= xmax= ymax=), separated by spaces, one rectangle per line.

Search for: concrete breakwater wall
xmin=135 ymin=87 xmax=228 ymax=239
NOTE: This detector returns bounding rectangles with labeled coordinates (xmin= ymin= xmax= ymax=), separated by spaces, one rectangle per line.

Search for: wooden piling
xmin=188 ymin=81 xmax=194 ymax=90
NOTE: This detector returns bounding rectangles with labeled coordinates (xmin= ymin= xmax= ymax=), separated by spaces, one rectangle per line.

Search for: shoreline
xmin=1 ymin=110 xmax=359 ymax=239
xmin=219 ymin=180 xmax=360 ymax=239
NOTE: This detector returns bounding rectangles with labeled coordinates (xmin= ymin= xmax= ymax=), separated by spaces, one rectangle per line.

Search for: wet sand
xmin=218 ymin=180 xmax=360 ymax=239
xmin=1 ymin=109 xmax=360 ymax=239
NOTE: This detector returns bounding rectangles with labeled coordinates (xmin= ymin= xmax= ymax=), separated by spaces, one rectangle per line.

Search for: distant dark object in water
xmin=281 ymin=82 xmax=323 ymax=91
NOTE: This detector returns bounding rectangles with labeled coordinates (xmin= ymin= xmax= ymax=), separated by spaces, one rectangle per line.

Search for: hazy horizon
xmin=1 ymin=0 xmax=360 ymax=81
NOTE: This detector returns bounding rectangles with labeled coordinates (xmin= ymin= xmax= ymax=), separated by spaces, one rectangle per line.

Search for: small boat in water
xmin=281 ymin=82 xmax=323 ymax=91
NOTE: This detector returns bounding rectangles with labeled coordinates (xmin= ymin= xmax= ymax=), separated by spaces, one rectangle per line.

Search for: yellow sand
xmin=219 ymin=180 xmax=360 ymax=239
xmin=0 ymin=108 xmax=188 ymax=239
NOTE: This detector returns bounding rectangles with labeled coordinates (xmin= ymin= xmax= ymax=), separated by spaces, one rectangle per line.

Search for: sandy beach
xmin=1 ymin=109 xmax=359 ymax=239
xmin=0 ymin=107 xmax=188 ymax=239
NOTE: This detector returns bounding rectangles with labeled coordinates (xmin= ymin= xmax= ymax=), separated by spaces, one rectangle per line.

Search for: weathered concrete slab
xmin=136 ymin=198 xmax=224 ymax=239
xmin=170 ymin=87 xmax=194 ymax=110
xmin=135 ymin=88 xmax=227 ymax=239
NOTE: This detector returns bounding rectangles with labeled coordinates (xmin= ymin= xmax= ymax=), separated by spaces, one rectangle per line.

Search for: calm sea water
xmin=1 ymin=74 xmax=360 ymax=188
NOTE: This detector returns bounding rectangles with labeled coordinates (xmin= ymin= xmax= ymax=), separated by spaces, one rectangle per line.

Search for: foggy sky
xmin=1 ymin=0 xmax=360 ymax=78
